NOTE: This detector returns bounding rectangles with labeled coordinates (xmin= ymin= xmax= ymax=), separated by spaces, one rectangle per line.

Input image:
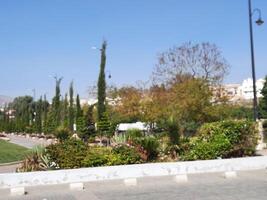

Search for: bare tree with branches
xmin=153 ymin=42 xmax=230 ymax=86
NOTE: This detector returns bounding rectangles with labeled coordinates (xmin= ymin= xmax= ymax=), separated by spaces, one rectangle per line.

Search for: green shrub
xmin=112 ymin=144 xmax=142 ymax=164
xmin=55 ymin=126 xmax=71 ymax=141
xmin=113 ymin=134 xmax=127 ymax=144
xmin=82 ymin=145 xmax=142 ymax=167
xmin=82 ymin=147 xmax=118 ymax=167
xmin=182 ymin=134 xmax=231 ymax=160
xmin=17 ymin=146 xmax=58 ymax=172
xmin=126 ymin=129 xmax=143 ymax=141
xmin=160 ymin=117 xmax=180 ymax=145
xmin=181 ymin=120 xmax=258 ymax=160
xmin=46 ymin=139 xmax=87 ymax=169
xmin=135 ymin=136 xmax=160 ymax=160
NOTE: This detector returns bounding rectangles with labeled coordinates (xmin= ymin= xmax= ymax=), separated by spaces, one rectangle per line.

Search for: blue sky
xmin=0 ymin=0 xmax=266 ymax=100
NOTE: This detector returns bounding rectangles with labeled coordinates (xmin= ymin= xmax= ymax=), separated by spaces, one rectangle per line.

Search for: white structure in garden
xmin=115 ymin=122 xmax=149 ymax=135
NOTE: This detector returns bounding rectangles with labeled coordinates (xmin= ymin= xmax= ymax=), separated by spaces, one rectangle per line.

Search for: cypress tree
xmin=69 ymin=81 xmax=74 ymax=132
xmin=47 ymin=77 xmax=62 ymax=134
xmin=87 ymin=105 xmax=95 ymax=134
xmin=62 ymin=93 xmax=69 ymax=128
xmin=43 ymin=94 xmax=49 ymax=134
xmin=35 ymin=96 xmax=43 ymax=133
xmin=76 ymin=94 xmax=82 ymax=119
xmin=53 ymin=77 xmax=62 ymax=127
xmin=76 ymin=94 xmax=87 ymax=137
xmin=97 ymin=40 xmax=107 ymax=121
xmin=97 ymin=112 xmax=111 ymax=143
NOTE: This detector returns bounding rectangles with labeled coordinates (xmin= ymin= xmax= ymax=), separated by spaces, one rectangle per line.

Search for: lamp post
xmin=248 ymin=0 xmax=264 ymax=121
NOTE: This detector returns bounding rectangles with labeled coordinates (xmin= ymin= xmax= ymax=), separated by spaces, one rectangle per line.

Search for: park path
xmin=6 ymin=134 xmax=51 ymax=149
xmin=0 ymin=163 xmax=20 ymax=174
xmin=257 ymin=149 xmax=267 ymax=156
xmin=0 ymin=134 xmax=52 ymax=174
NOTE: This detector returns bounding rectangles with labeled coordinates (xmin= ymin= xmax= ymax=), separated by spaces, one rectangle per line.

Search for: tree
xmin=114 ymin=86 xmax=143 ymax=122
xmin=76 ymin=94 xmax=83 ymax=120
xmin=76 ymin=94 xmax=86 ymax=136
xmin=46 ymin=76 xmax=63 ymax=133
xmin=52 ymin=76 xmax=63 ymax=128
xmin=35 ymin=96 xmax=43 ymax=133
xmin=259 ymin=76 xmax=267 ymax=119
xmin=43 ymin=94 xmax=49 ymax=134
xmin=8 ymin=96 xmax=33 ymax=132
xmin=97 ymin=40 xmax=107 ymax=121
xmin=62 ymin=93 xmax=69 ymax=128
xmin=69 ymin=81 xmax=74 ymax=132
xmin=97 ymin=112 xmax=111 ymax=142
xmin=54 ymin=77 xmax=62 ymax=127
xmin=78 ymin=105 xmax=96 ymax=141
xmin=143 ymin=78 xmax=212 ymax=137
xmin=153 ymin=42 xmax=229 ymax=86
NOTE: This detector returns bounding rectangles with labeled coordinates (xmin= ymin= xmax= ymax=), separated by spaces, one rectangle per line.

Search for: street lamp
xmin=248 ymin=0 xmax=264 ymax=121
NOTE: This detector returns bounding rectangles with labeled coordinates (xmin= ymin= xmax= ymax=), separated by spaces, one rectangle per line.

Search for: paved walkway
xmin=1 ymin=170 xmax=267 ymax=200
xmin=257 ymin=149 xmax=267 ymax=156
xmin=0 ymin=135 xmax=52 ymax=174
xmin=0 ymin=163 xmax=20 ymax=174
xmin=6 ymin=135 xmax=51 ymax=149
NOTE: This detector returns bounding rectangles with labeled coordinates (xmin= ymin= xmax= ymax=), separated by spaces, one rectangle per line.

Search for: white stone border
xmin=1 ymin=156 xmax=267 ymax=189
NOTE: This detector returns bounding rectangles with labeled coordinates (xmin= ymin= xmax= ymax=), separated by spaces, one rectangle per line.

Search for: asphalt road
xmin=1 ymin=170 xmax=267 ymax=200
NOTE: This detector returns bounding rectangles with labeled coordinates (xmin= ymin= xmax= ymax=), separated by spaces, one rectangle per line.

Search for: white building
xmin=239 ymin=78 xmax=265 ymax=100
xmin=213 ymin=78 xmax=265 ymax=103
xmin=86 ymin=97 xmax=121 ymax=106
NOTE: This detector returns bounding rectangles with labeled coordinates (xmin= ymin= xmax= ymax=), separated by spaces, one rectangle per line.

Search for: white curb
xmin=224 ymin=171 xmax=237 ymax=179
xmin=69 ymin=182 xmax=84 ymax=191
xmin=124 ymin=178 xmax=137 ymax=186
xmin=174 ymin=174 xmax=188 ymax=183
xmin=10 ymin=187 xmax=25 ymax=196
xmin=1 ymin=156 xmax=267 ymax=189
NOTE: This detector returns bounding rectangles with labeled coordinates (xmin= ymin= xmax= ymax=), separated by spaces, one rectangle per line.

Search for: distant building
xmin=86 ymin=97 xmax=121 ymax=106
xmin=213 ymin=78 xmax=265 ymax=103
xmin=239 ymin=78 xmax=265 ymax=100
xmin=80 ymin=98 xmax=89 ymax=106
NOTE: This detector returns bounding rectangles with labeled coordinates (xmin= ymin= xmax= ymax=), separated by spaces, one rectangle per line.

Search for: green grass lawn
xmin=0 ymin=140 xmax=30 ymax=164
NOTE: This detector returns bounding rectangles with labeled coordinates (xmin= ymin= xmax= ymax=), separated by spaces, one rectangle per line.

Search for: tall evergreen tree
xmin=46 ymin=77 xmax=62 ymax=133
xmin=259 ymin=76 xmax=267 ymax=119
xmin=68 ymin=81 xmax=74 ymax=132
xmin=97 ymin=40 xmax=107 ymax=121
xmin=62 ymin=93 xmax=69 ymax=128
xmin=53 ymin=77 xmax=62 ymax=127
xmin=76 ymin=94 xmax=82 ymax=119
xmin=9 ymin=96 xmax=33 ymax=132
xmin=75 ymin=94 xmax=86 ymax=136
xmin=97 ymin=112 xmax=111 ymax=144
xmin=43 ymin=94 xmax=49 ymax=134
xmin=85 ymin=105 xmax=96 ymax=137
xmin=35 ymin=96 xmax=43 ymax=133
